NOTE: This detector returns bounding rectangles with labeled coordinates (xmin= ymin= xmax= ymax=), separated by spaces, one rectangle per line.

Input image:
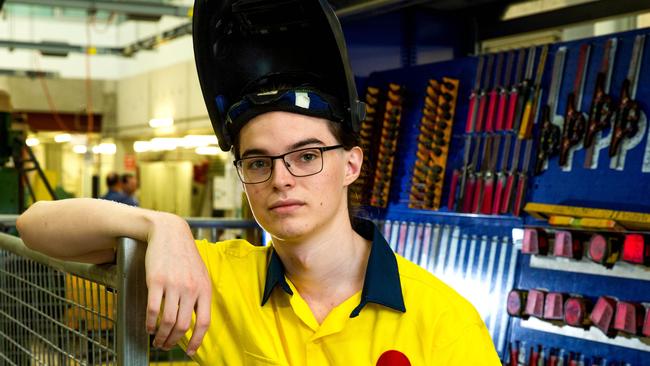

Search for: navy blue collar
xmin=261 ymin=218 xmax=406 ymax=317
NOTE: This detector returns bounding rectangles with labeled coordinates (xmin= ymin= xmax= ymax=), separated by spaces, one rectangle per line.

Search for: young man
xmin=17 ymin=0 xmax=500 ymax=364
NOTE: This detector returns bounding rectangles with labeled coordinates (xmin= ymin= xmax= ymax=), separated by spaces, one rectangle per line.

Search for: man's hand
xmin=144 ymin=212 xmax=212 ymax=356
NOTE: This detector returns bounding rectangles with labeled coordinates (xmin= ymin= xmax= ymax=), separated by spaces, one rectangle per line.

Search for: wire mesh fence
xmin=0 ymin=255 xmax=116 ymax=365
xmin=0 ymin=232 xmax=148 ymax=366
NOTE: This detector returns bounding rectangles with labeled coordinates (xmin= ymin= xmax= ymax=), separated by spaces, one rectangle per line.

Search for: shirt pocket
xmin=243 ymin=350 xmax=284 ymax=366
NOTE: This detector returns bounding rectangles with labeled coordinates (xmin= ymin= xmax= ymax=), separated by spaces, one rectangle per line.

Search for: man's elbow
xmin=16 ymin=201 xmax=46 ymax=251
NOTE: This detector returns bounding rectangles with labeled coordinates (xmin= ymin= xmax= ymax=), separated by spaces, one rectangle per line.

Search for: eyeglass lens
xmin=238 ymin=148 xmax=325 ymax=183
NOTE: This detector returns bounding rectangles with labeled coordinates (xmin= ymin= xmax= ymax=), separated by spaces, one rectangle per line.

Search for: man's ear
xmin=343 ymin=146 xmax=363 ymax=186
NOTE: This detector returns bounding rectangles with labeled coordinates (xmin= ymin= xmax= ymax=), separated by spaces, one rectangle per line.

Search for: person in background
xmin=100 ymin=172 xmax=126 ymax=203
xmin=121 ymin=173 xmax=139 ymax=207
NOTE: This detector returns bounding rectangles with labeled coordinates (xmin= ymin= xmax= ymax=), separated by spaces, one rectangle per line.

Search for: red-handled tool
xmin=559 ymin=43 xmax=592 ymax=167
xmin=534 ymin=47 xmax=567 ymax=175
xmin=513 ymin=139 xmax=533 ymax=216
xmin=462 ymin=135 xmax=482 ymax=213
xmin=474 ymin=55 xmax=495 ymax=133
xmin=609 ymin=34 xmax=646 ymax=169
xmin=584 ymin=37 xmax=618 ymax=168
xmin=485 ymin=53 xmax=504 ymax=132
xmin=496 ymin=51 xmax=515 ymax=132
xmin=505 ymin=48 xmax=527 ymax=131
xmin=501 ymin=135 xmax=521 ymax=214
xmin=449 ymin=57 xmax=486 ymax=211
xmin=470 ymin=136 xmax=490 ymax=213
xmin=492 ymin=130 xmax=511 ymax=214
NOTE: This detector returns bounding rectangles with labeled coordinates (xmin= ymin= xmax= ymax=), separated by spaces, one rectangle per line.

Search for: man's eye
xmin=247 ymin=159 xmax=269 ymax=170
xmin=299 ymin=152 xmax=318 ymax=162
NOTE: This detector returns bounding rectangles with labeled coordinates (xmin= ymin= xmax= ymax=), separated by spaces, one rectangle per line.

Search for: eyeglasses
xmin=233 ymin=145 xmax=343 ymax=184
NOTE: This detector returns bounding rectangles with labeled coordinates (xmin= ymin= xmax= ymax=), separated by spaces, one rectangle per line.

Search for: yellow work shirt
xmin=180 ymin=219 xmax=500 ymax=365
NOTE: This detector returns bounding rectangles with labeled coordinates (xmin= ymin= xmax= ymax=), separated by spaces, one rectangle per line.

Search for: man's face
xmin=237 ymin=111 xmax=361 ymax=241
xmin=123 ymin=177 xmax=137 ymax=195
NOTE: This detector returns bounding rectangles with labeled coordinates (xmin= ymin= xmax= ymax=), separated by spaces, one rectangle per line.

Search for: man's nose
xmin=269 ymin=158 xmax=295 ymax=187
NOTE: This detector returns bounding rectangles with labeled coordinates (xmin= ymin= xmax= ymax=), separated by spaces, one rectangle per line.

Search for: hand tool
xmin=543 ymin=292 xmax=567 ymax=320
xmin=471 ymin=135 xmax=491 ymax=213
xmin=613 ymin=301 xmax=644 ymax=335
xmin=559 ymin=43 xmax=592 ymax=167
xmin=528 ymin=345 xmax=540 ymax=366
xmin=584 ymin=38 xmax=618 ymax=168
xmin=496 ymin=51 xmax=516 ymax=132
xmin=589 ymin=296 xmax=618 ymax=337
xmin=486 ymin=52 xmax=505 ymax=133
xmin=522 ymin=227 xmax=550 ymax=255
xmin=448 ymin=57 xmax=485 ymax=211
xmin=519 ymin=44 xmax=549 ymax=140
xmin=510 ymin=341 xmax=519 ymax=366
xmin=532 ymin=39 xmax=564 ymax=166
xmin=480 ymin=134 xmax=500 ymax=214
xmin=480 ymin=52 xmax=508 ymax=214
xmin=502 ymin=46 xmax=536 ymax=213
xmin=475 ymin=54 xmax=495 ymax=133
xmin=564 ymin=297 xmax=592 ymax=328
xmin=609 ymin=34 xmax=646 ymax=168
xmin=512 ymin=46 xmax=548 ymax=215
xmin=587 ymin=233 xmax=621 ymax=268
xmin=490 ymin=52 xmax=516 ymax=214
xmin=513 ymin=139 xmax=533 ymax=216
xmin=462 ymin=135 xmax=482 ymax=213
xmin=370 ymin=83 xmax=403 ymax=208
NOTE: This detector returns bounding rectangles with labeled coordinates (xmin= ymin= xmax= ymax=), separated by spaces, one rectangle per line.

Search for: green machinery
xmin=0 ymin=90 xmax=57 ymax=214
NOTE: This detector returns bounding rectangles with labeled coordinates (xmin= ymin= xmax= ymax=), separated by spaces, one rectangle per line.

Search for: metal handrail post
xmin=116 ymin=237 xmax=149 ymax=365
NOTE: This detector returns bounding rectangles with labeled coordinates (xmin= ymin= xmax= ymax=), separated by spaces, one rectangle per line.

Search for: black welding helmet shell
xmin=193 ymin=0 xmax=365 ymax=151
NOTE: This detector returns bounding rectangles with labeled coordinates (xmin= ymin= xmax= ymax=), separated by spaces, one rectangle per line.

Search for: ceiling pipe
xmin=4 ymin=0 xmax=191 ymax=18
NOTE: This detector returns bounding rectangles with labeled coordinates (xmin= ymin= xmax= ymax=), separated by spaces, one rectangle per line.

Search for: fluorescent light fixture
xmin=149 ymin=117 xmax=174 ymax=128
xmin=133 ymin=141 xmax=151 ymax=153
xmin=72 ymin=145 xmax=87 ymax=154
xmin=195 ymin=146 xmax=220 ymax=155
xmin=92 ymin=143 xmax=117 ymax=155
xmin=150 ymin=137 xmax=180 ymax=151
xmin=54 ymin=133 xmax=72 ymax=143
xmin=181 ymin=135 xmax=219 ymax=148
xmin=26 ymin=137 xmax=40 ymax=146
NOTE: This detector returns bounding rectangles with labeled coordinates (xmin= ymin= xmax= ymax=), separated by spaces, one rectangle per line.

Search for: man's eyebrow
xmin=241 ymin=138 xmax=326 ymax=158
xmin=289 ymin=138 xmax=325 ymax=150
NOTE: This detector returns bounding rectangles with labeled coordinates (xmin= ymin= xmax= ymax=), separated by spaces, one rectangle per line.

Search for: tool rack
xmin=354 ymin=27 xmax=650 ymax=364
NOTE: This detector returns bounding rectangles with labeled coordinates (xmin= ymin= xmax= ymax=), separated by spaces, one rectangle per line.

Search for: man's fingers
xmin=186 ymin=291 xmax=212 ymax=355
xmin=162 ymin=294 xmax=195 ymax=349
xmin=146 ymin=286 xmax=163 ymax=334
xmin=153 ymin=291 xmax=179 ymax=348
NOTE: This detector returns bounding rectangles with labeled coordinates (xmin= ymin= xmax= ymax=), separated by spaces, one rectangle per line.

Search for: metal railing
xmin=0 ymin=215 xmax=261 ymax=365
xmin=0 ymin=232 xmax=148 ymax=365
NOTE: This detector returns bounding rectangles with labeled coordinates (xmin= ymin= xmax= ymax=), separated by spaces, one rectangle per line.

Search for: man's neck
xmin=272 ymin=213 xmax=371 ymax=322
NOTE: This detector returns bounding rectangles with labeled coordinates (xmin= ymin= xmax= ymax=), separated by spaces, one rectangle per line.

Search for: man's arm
xmin=16 ymin=198 xmax=211 ymax=356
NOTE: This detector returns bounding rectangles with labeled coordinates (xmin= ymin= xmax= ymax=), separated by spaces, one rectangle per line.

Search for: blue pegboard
xmin=356 ymin=27 xmax=650 ymax=365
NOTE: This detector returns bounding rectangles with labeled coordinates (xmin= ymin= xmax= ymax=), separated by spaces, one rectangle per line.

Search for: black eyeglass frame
xmin=233 ymin=145 xmax=344 ymax=184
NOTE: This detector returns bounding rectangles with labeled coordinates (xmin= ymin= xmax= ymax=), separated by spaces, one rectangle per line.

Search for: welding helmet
xmin=192 ymin=0 xmax=365 ymax=151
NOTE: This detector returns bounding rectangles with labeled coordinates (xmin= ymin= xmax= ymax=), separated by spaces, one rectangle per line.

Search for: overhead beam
xmin=478 ymin=0 xmax=650 ymax=41
xmin=0 ymin=40 xmax=123 ymax=57
xmin=5 ymin=0 xmax=192 ymax=18
xmin=0 ymin=68 xmax=59 ymax=78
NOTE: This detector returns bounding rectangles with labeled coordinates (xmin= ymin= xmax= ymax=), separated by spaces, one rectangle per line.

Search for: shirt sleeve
xmin=431 ymin=321 xmax=502 ymax=365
